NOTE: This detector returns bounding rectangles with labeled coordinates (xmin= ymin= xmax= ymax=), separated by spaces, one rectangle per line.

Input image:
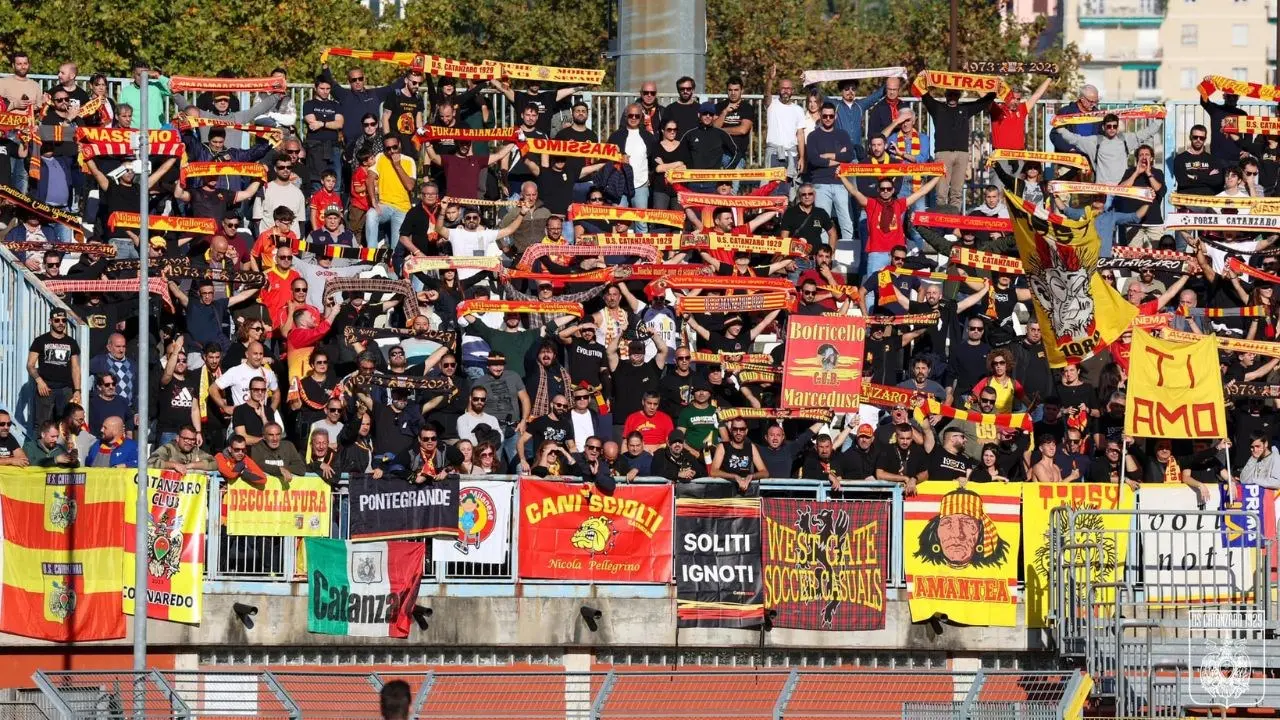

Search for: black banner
xmin=675 ymin=497 xmax=764 ymax=628
xmin=1226 ymin=382 xmax=1280 ymax=398
xmin=348 ymin=474 xmax=459 ymax=542
xmin=1097 ymin=257 xmax=1186 ymax=273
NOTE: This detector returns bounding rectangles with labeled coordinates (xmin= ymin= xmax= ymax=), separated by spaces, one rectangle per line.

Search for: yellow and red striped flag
xmin=0 ymin=468 xmax=129 ymax=641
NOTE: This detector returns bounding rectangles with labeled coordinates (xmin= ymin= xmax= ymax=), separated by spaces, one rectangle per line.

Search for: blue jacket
xmin=828 ymin=85 xmax=885 ymax=160
xmin=1050 ymin=100 xmax=1101 ymax=153
xmin=89 ymin=438 xmax=139 ymax=468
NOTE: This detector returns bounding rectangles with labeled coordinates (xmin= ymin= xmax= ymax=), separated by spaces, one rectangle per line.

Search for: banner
xmin=456 ymin=299 xmax=584 ymax=318
xmin=1168 ymin=192 xmax=1280 ymax=212
xmin=0 ymin=468 xmax=128 ymax=641
xmin=1049 ymin=104 xmax=1165 ymax=127
xmin=122 ymin=470 xmax=207 ymax=624
xmin=184 ymin=161 xmax=267 ymax=182
xmin=170 ymin=76 xmax=286 ymax=93
xmin=949 ymin=247 xmax=1024 ymax=275
xmin=304 ymin=537 xmax=425 ymax=638
xmin=836 ymin=162 xmax=946 ymax=178
xmin=1221 ymin=115 xmax=1280 ymax=136
xmin=1197 ymin=74 xmax=1280 ymax=102
xmin=418 ymin=126 xmax=517 ymax=143
xmin=675 ymin=497 xmax=765 ymax=628
xmin=108 ymin=212 xmax=218 ymax=235
xmin=761 ymin=499 xmax=889 ymax=630
xmin=0 ymin=184 xmax=85 ymax=241
xmin=347 ymin=474 xmax=459 ymax=542
xmin=1046 ymin=181 xmax=1155 ymax=202
xmin=665 ymin=168 xmax=786 ymax=183
xmin=1124 ymin=328 xmax=1227 ymax=439
xmin=801 ymin=67 xmax=907 ymax=87
xmin=431 ymin=480 xmax=513 ymax=565
xmin=1223 ymin=484 xmax=1275 ymax=552
xmin=1139 ymin=486 xmax=1257 ymax=603
xmin=987 ymin=148 xmax=1092 ymax=172
xmin=905 ymin=482 xmax=1022 ymax=627
xmin=517 ymin=478 xmax=672 ymax=582
xmin=224 ymin=475 xmax=332 ymax=537
xmin=911 ymin=211 xmax=1013 ymax=233
xmin=780 ymin=315 xmax=866 ymax=412
xmin=1021 ymin=483 xmax=1135 ymax=628
xmin=676 ymin=191 xmax=787 ymax=212
xmin=1006 ymin=190 xmax=1136 ymax=366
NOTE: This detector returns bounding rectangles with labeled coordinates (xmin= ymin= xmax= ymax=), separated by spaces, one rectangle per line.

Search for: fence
xmin=206 ymin=474 xmax=908 ymax=588
xmin=0 ymin=245 xmax=91 ymax=443
xmin=31 ymin=668 xmax=1091 ymax=719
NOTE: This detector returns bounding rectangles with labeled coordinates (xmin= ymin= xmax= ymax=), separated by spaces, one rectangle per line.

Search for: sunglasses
xmin=327 ymin=407 xmax=342 ymax=412
xmin=178 ymin=435 xmax=198 ymax=442
xmin=969 ymin=327 xmax=984 ymax=332
xmin=349 ymin=75 xmax=365 ymax=81
xmin=641 ymin=90 xmax=657 ymax=96
xmin=678 ymin=85 xmax=694 ymax=91
xmin=820 ymin=113 xmax=836 ymax=119
xmin=292 ymin=286 xmax=307 ymax=292
xmin=627 ymin=113 xmax=643 ymax=119
xmin=420 ymin=435 xmax=438 ymax=441
xmin=1104 ymin=123 xmax=1119 ymax=129
xmin=553 ymin=402 xmax=569 ymax=409
xmin=471 ymin=396 xmax=487 ymax=402
xmin=479 ymin=450 xmax=495 ymax=457
xmin=585 ymin=445 xmax=602 ymax=451
xmin=799 ymin=191 xmax=815 ymax=196
xmin=441 ymin=362 xmax=457 ymax=368
xmin=663 ymin=127 xmax=678 ymax=132
xmin=1191 ymin=135 xmax=1207 ymax=141
xmin=251 ymin=387 xmax=267 ymax=393
xmin=731 ymin=426 xmax=748 ymax=432
xmin=574 ymin=394 xmax=591 ymax=400
xmin=363 ymin=121 xmax=376 ymax=127
xmin=879 ymin=187 xmax=894 ymax=193
xmin=99 ymin=381 xmax=115 ymax=387
xmin=385 ymin=145 xmax=401 ymax=151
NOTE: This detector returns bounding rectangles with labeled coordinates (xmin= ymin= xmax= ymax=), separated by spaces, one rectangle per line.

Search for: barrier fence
xmin=31 ymin=668 xmax=1092 ymax=720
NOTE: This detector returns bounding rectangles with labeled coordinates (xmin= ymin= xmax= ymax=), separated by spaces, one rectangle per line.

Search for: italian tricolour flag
xmin=304 ymin=538 xmax=425 ymax=638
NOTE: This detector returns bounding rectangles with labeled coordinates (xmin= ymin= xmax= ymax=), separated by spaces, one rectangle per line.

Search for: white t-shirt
xmin=570 ymin=409 xmax=596 ymax=449
xmin=215 ymin=362 xmax=280 ymax=406
xmin=259 ymin=181 xmax=307 ymax=236
xmin=766 ymin=98 xmax=805 ymax=149
xmin=448 ymin=228 xmax=502 ymax=278
xmin=625 ymin=129 xmax=649 ymax=188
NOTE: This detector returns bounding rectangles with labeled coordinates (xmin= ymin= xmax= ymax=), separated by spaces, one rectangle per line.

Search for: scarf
xmin=800 ymin=67 xmax=907 ymax=86
xmin=3 ymin=241 xmax=115 ymax=257
xmin=911 ymin=70 xmax=1012 ymax=101
xmin=344 ymin=326 xmax=456 ymax=346
xmin=1168 ymin=193 xmax=1280 ymax=211
xmin=647 ymin=275 xmax=795 ymax=297
xmin=666 ymin=167 xmax=786 ymax=183
xmin=108 ymin=212 xmax=217 ymax=235
xmin=108 ymin=259 xmax=267 ymax=287
xmin=893 ymin=131 xmax=924 ymax=192
xmin=1131 ymin=314 xmax=1173 ymax=331
xmin=716 ymin=407 xmax=835 ymax=423
xmin=690 ymin=351 xmax=774 ymax=366
xmin=1096 ymin=257 xmax=1187 ymax=273
xmin=174 ymin=116 xmax=284 ymax=145
xmin=694 ymin=233 xmax=810 ymax=257
xmin=862 ymin=382 xmax=917 ymax=409
xmin=169 ymin=76 xmax=286 ymax=93
xmin=518 ymin=242 xmax=657 ymax=269
xmin=492 ymin=61 xmax=605 ymax=84
xmin=404 ymin=256 xmax=501 ymax=274
xmin=1114 ymin=246 xmax=1194 ymax=262
xmin=441 ymin=195 xmax=521 ymax=207
xmin=1202 ymin=236 xmax=1280 ymax=257
xmin=911 ymin=211 xmax=1013 ymax=233
xmin=361 ymin=372 xmax=455 ymax=394
xmin=0 ymin=184 xmax=85 ymax=241
xmin=864 ymin=312 xmax=941 ymax=325
xmin=199 ymin=365 xmax=220 ymax=423
xmin=518 ymin=137 xmax=624 ymax=163
xmin=323 ymin=277 xmax=420 ymax=320
xmin=889 ymin=268 xmax=973 ymax=284
xmin=321 ymin=48 xmax=495 ymax=79
xmin=1050 ymin=105 xmax=1165 ymax=127
xmin=418 ymin=127 xmax=517 ymax=146
xmin=77 ymin=127 xmax=185 ymax=159
xmin=45 ymin=278 xmax=172 ymax=309
xmin=837 ymin=162 xmax=945 ymax=178
xmin=624 ymin=263 xmax=714 ymax=280
xmin=950 ymin=247 xmax=1024 ymax=275
xmin=1164 ymin=213 xmax=1280 ymax=233
xmin=1163 ymin=328 xmax=1280 ymax=360
xmin=292 ymin=240 xmax=384 ymax=263
xmin=1177 ymin=305 xmax=1267 ymax=318
xmin=735 ymin=369 xmax=781 ymax=385
xmin=676 ymin=292 xmax=796 ymax=314
xmin=1197 ymin=74 xmax=1280 ymax=102
xmin=508 ymin=269 xmax=616 ymax=284
xmin=917 ymin=397 xmax=1032 ymax=431
xmin=987 ymin=149 xmax=1093 ymax=172
xmin=456 ymin=299 xmax=584 ymax=318
xmin=566 ymin=204 xmax=685 ymax=228
xmin=1225 ymin=383 xmax=1280 ymax=398
xmin=185 ymin=162 xmax=267 ymax=182
xmin=1229 ymin=257 xmax=1280 ymax=286
xmin=1221 ymin=116 xmax=1280 ymax=136
xmin=676 ymin=192 xmax=787 ymax=212
xmin=1046 ymin=181 xmax=1155 ymax=202
xmin=77 ymin=95 xmax=111 ymax=123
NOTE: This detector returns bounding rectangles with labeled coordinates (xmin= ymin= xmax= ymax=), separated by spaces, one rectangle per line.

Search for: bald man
xmin=1050 ymin=84 xmax=1102 ymax=154
xmin=498 ymin=181 xmax=551 ymax=255
xmin=90 ymin=416 xmax=140 ymax=468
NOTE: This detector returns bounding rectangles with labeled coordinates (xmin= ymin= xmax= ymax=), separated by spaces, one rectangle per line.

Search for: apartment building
xmin=1061 ymin=0 xmax=1273 ymax=101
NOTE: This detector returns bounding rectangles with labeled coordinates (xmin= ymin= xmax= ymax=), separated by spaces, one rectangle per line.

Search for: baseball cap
xmin=323 ymin=205 xmax=342 ymax=217
xmin=698 ymin=101 xmax=717 ymax=114
xmin=486 ymin=351 xmax=506 ymax=364
xmin=668 ymin=429 xmax=686 ymax=444
xmin=723 ymin=314 xmax=744 ymax=326
xmin=856 ymin=423 xmax=875 ymax=438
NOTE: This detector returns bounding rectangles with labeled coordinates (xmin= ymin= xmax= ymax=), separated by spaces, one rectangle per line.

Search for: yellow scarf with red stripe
xmin=894 ymin=131 xmax=923 ymax=193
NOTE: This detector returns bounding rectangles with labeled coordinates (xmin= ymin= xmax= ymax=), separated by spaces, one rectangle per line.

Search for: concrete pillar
xmin=564 ymin=649 xmax=593 ymax=720
xmin=615 ymin=0 xmax=707 ymax=96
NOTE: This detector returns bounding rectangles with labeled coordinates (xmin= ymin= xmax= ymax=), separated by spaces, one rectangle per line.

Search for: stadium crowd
xmin=2 ymin=50 xmax=1279 ymax=496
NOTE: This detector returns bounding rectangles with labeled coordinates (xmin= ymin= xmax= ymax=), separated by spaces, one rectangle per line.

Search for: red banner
xmin=780 ymin=316 xmax=866 ymax=412
xmin=761 ymin=498 xmax=889 ymax=630
xmin=517 ymin=478 xmax=672 ymax=582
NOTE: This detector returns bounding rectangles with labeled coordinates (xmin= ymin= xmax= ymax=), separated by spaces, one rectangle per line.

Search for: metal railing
xmin=32 ymin=668 xmax=1090 ymax=719
xmin=206 ymin=474 xmax=908 ymax=590
xmin=0 ymin=245 xmax=91 ymax=443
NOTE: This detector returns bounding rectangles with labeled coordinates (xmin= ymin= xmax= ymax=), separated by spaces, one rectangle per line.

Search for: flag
xmin=122 ymin=470 xmax=208 ymax=624
xmin=0 ymin=468 xmax=129 ymax=641
xmin=1124 ymin=328 xmax=1227 ymax=439
xmin=1006 ymin=190 xmax=1136 ymax=367
xmin=305 ymin=538 xmax=425 ymax=638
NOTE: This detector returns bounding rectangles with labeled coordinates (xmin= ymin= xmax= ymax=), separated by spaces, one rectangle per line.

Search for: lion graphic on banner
xmin=915 ymin=488 xmax=1011 ymax=569
xmin=793 ymin=504 xmax=852 ymax=627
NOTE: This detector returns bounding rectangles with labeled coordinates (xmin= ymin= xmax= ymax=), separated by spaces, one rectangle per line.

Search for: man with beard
xmin=676 ymin=381 xmax=720 ymax=457
xmin=607 ymin=332 xmax=669 ymax=441
xmin=519 ymin=393 xmax=575 ymax=469
xmin=651 ymin=429 xmax=700 ymax=482
xmin=799 ymin=428 xmax=856 ymax=490
xmin=836 ymin=424 xmax=880 ymax=483
xmin=711 ymin=420 xmax=767 ymax=492
xmin=661 ymin=76 xmax=701 ymax=138
xmin=875 ymin=423 xmax=925 ymax=495
xmin=0 ymin=409 xmax=29 ymax=466
xmin=781 ymin=187 xmax=837 ymax=249
xmin=1009 ymin=321 xmax=1053 ymax=410
xmin=557 ymin=322 xmax=610 ymax=396
xmin=1172 ymin=124 xmax=1226 ymax=199
xmin=525 ymin=341 xmax=574 ymax=418
xmin=919 ymin=421 xmax=976 ymax=483
xmin=897 ymin=355 xmax=947 ymax=403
